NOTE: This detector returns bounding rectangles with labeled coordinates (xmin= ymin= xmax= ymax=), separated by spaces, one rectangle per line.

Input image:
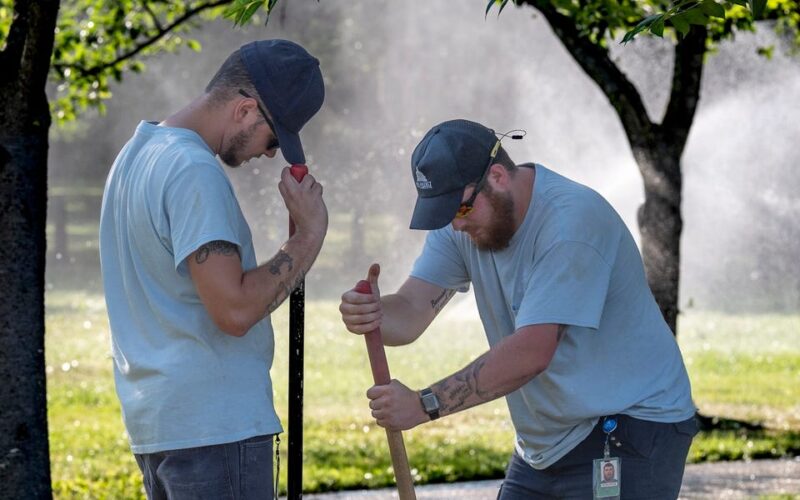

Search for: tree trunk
xmin=0 ymin=1 xmax=60 ymax=497
xmin=525 ymin=0 xmax=706 ymax=333
xmin=634 ymin=147 xmax=683 ymax=333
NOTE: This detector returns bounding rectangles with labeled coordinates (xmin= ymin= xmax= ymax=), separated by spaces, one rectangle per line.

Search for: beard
xmin=219 ymin=123 xmax=258 ymax=167
xmin=472 ymin=185 xmax=516 ymax=252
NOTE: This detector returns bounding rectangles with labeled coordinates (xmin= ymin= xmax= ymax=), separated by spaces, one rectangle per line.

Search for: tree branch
xmin=141 ymin=1 xmax=165 ymax=32
xmin=22 ymin=1 xmax=61 ymax=93
xmin=518 ymin=0 xmax=654 ymax=147
xmin=54 ymin=0 xmax=231 ymax=77
xmin=0 ymin=1 xmax=31 ymax=83
xmin=660 ymin=25 xmax=707 ymax=152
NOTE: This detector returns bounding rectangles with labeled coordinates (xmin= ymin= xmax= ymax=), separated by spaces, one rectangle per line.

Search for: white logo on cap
xmin=415 ymin=168 xmax=432 ymax=190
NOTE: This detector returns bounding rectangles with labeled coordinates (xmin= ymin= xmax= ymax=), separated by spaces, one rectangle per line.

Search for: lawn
xmin=45 ymin=288 xmax=800 ymax=498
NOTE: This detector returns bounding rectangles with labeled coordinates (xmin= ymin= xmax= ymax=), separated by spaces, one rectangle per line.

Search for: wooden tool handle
xmin=354 ymin=280 xmax=417 ymax=500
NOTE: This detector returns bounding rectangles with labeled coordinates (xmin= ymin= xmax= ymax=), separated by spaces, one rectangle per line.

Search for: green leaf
xmin=684 ymin=7 xmax=709 ymax=25
xmin=756 ymin=45 xmax=774 ymax=58
xmin=731 ymin=0 xmax=748 ymax=6
xmin=497 ymin=0 xmax=511 ymax=16
xmin=651 ymin=19 xmax=665 ymax=36
xmin=670 ymin=13 xmax=691 ymax=35
xmin=700 ymin=0 xmax=726 ymax=18
xmin=485 ymin=0 xmax=496 ymax=19
xmin=186 ymin=39 xmax=202 ymax=52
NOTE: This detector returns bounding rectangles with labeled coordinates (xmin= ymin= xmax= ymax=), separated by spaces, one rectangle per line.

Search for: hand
xmin=278 ymin=167 xmax=328 ymax=241
xmin=367 ymin=379 xmax=429 ymax=431
xmin=339 ymin=263 xmax=382 ymax=335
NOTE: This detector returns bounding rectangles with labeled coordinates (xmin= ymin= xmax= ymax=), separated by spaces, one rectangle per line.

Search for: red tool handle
xmin=288 ymin=164 xmax=308 ymax=236
xmin=353 ymin=280 xmax=416 ymax=500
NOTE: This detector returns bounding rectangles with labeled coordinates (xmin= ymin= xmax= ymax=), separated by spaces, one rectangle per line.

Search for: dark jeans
xmin=134 ymin=435 xmax=275 ymax=500
xmin=498 ymin=415 xmax=699 ymax=500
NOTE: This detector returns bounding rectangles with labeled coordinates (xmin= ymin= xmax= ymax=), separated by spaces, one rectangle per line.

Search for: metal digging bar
xmin=288 ymin=163 xmax=308 ymax=499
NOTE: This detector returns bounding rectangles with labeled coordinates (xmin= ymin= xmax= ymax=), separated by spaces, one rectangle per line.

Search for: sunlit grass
xmin=46 ymin=292 xmax=800 ymax=498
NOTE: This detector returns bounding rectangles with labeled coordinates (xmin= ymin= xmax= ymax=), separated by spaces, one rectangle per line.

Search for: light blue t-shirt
xmin=411 ymin=164 xmax=695 ymax=469
xmin=99 ymin=121 xmax=281 ymax=454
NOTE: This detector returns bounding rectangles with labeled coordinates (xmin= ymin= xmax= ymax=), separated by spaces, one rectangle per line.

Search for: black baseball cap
xmin=240 ymin=39 xmax=325 ymax=165
xmin=409 ymin=119 xmax=498 ymax=230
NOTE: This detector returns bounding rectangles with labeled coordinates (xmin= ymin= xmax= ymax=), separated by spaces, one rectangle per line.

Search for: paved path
xmin=302 ymin=458 xmax=800 ymax=499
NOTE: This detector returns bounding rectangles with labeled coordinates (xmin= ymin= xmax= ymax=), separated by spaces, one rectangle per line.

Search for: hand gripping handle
xmin=288 ymin=164 xmax=308 ymax=236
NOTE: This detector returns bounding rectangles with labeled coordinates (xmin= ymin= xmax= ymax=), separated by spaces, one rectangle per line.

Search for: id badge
xmin=592 ymin=456 xmax=621 ymax=499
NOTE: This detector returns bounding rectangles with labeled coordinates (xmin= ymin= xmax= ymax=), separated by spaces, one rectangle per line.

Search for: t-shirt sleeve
xmin=410 ymin=229 xmax=470 ymax=292
xmin=164 ymin=163 xmax=243 ymax=273
xmin=515 ymin=240 xmax=613 ymax=330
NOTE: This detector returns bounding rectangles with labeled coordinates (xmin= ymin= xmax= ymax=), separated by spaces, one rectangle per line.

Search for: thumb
xmin=367 ymin=263 xmax=381 ymax=297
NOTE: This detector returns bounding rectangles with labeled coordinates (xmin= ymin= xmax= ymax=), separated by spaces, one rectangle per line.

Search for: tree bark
xmin=0 ymin=1 xmax=60 ymax=497
xmin=522 ymin=0 xmax=707 ymax=333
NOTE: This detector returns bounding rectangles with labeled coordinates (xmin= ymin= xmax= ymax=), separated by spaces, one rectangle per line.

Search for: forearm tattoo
xmin=432 ymin=353 xmax=503 ymax=414
xmin=268 ymin=250 xmax=294 ymax=275
xmin=265 ymin=270 xmax=306 ymax=315
xmin=430 ymin=289 xmax=457 ymax=315
xmin=195 ymin=240 xmax=239 ymax=264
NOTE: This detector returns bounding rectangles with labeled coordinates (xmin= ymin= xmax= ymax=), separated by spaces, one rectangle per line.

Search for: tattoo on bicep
xmin=268 ymin=250 xmax=294 ymax=275
xmin=430 ymin=289 xmax=457 ymax=315
xmin=194 ymin=240 xmax=239 ymax=264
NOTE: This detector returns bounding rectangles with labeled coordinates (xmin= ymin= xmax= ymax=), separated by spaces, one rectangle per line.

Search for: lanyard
xmin=602 ymin=416 xmax=618 ymax=459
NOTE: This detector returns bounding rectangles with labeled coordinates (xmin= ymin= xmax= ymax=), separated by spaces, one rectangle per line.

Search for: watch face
xmin=422 ymin=392 xmax=439 ymax=412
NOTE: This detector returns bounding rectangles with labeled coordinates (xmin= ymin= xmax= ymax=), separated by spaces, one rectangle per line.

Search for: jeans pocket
xmin=240 ymin=435 xmax=274 ymax=499
xmin=614 ymin=417 xmax=657 ymax=459
xmin=673 ymin=416 xmax=700 ymax=438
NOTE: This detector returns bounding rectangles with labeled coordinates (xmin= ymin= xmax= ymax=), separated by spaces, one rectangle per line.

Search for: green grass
xmin=46 ymin=291 xmax=800 ymax=498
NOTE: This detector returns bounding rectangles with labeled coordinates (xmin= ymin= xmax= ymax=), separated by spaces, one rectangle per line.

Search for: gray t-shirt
xmin=410 ymin=164 xmax=695 ymax=469
xmin=100 ymin=121 xmax=281 ymax=454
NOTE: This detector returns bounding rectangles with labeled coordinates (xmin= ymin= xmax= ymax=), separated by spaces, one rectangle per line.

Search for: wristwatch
xmin=419 ymin=388 xmax=440 ymax=421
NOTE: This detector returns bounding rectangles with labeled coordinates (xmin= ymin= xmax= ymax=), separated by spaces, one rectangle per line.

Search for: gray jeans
xmin=498 ymin=415 xmax=699 ymax=499
xmin=134 ymin=434 xmax=275 ymax=500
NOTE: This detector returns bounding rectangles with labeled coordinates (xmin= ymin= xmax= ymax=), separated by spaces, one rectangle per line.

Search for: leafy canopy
xmin=0 ymin=0 xmax=797 ymax=125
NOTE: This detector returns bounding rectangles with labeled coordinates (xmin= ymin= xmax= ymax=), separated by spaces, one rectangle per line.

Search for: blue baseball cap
xmin=240 ymin=39 xmax=325 ymax=165
xmin=409 ymin=119 xmax=497 ymax=230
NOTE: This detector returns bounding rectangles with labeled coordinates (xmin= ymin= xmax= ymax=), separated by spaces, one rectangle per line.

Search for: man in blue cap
xmin=100 ymin=39 xmax=326 ymax=498
xmin=340 ymin=119 xmax=698 ymax=498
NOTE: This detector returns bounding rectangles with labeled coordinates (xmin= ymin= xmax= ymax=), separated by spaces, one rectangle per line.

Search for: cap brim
xmin=409 ymin=189 xmax=464 ymax=230
xmin=274 ymin=119 xmax=305 ymax=165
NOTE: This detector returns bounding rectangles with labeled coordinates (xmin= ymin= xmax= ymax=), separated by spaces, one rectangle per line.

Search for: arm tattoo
xmin=430 ymin=289 xmax=457 ymax=315
xmin=433 ymin=353 xmax=504 ymax=414
xmin=267 ymin=250 xmax=294 ymax=275
xmin=265 ymin=270 xmax=306 ymax=315
xmin=195 ymin=240 xmax=239 ymax=264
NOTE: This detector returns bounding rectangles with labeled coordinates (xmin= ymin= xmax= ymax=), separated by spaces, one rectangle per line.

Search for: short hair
xmin=494 ymin=145 xmax=517 ymax=172
xmin=205 ymin=50 xmax=263 ymax=108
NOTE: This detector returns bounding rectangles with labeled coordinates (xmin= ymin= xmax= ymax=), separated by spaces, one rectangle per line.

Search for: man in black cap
xmin=100 ymin=40 xmax=326 ymax=498
xmin=340 ymin=119 xmax=698 ymax=498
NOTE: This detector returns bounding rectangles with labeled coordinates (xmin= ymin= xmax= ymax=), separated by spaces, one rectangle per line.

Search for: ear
xmin=487 ymin=163 xmax=511 ymax=190
xmin=232 ymin=96 xmax=257 ymax=124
